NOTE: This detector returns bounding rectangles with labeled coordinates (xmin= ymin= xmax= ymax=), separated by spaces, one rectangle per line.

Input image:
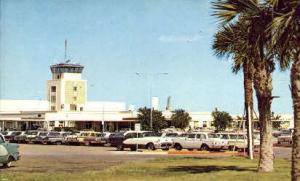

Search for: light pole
xmin=136 ymin=72 xmax=168 ymax=130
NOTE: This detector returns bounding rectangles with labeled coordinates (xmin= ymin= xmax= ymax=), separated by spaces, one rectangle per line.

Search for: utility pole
xmin=135 ymin=72 xmax=168 ymax=130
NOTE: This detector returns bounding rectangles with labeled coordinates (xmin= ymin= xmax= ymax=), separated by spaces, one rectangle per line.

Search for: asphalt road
xmin=0 ymin=144 xmax=292 ymax=173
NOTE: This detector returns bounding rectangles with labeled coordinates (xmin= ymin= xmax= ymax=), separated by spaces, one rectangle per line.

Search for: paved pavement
xmin=0 ymin=144 xmax=292 ymax=173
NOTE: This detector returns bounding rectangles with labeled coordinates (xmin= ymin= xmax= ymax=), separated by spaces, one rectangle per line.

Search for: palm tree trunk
xmin=253 ymin=60 xmax=273 ymax=172
xmin=244 ymin=61 xmax=254 ymax=158
xmin=291 ymin=56 xmax=300 ymax=181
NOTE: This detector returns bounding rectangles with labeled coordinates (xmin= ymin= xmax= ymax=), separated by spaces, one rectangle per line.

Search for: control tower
xmin=47 ymin=63 xmax=87 ymax=112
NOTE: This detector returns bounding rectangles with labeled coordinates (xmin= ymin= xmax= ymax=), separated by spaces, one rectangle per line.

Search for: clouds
xmin=158 ymin=32 xmax=203 ymax=43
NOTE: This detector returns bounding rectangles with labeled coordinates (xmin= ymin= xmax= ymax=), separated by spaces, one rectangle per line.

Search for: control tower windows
xmin=70 ymin=104 xmax=77 ymax=111
xmin=51 ymin=86 xmax=56 ymax=92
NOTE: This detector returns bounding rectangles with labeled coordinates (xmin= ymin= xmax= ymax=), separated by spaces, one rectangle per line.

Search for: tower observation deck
xmin=50 ymin=63 xmax=84 ymax=74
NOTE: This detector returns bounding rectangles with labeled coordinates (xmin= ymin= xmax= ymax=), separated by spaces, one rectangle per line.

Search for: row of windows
xmin=51 ymin=86 xmax=78 ymax=92
xmin=51 ymin=105 xmax=83 ymax=111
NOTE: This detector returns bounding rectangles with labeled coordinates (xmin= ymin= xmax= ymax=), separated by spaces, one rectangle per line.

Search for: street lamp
xmin=135 ymin=72 xmax=168 ymax=130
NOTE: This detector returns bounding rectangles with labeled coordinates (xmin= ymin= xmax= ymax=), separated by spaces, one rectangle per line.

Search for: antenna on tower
xmin=64 ymin=39 xmax=68 ymax=62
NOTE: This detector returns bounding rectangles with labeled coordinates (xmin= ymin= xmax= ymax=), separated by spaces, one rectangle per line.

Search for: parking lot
xmin=0 ymin=144 xmax=291 ymax=173
xmin=1 ymin=144 xmax=167 ymax=173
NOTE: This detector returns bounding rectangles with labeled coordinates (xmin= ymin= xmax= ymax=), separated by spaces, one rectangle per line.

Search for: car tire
xmin=56 ymin=141 xmax=62 ymax=145
xmin=228 ymin=146 xmax=237 ymax=151
xmin=130 ymin=147 xmax=137 ymax=151
xmin=200 ymin=144 xmax=209 ymax=151
xmin=162 ymin=146 xmax=170 ymax=151
xmin=3 ymin=156 xmax=14 ymax=168
xmin=174 ymin=144 xmax=182 ymax=151
xmin=146 ymin=143 xmax=155 ymax=150
xmin=116 ymin=144 xmax=124 ymax=151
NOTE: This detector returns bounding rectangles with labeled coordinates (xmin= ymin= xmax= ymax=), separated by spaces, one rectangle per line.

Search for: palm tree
xmin=268 ymin=0 xmax=300 ymax=180
xmin=212 ymin=21 xmax=255 ymax=159
xmin=212 ymin=0 xmax=275 ymax=172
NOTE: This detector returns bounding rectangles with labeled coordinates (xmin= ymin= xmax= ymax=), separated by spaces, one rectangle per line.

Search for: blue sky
xmin=0 ymin=0 xmax=291 ymax=114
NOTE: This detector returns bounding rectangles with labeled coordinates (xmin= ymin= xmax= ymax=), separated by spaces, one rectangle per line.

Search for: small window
xmin=38 ymin=114 xmax=41 ymax=118
xmin=51 ymin=95 xmax=56 ymax=103
xmin=229 ymin=135 xmax=238 ymax=139
xmin=73 ymin=87 xmax=77 ymax=91
xmin=188 ymin=134 xmax=196 ymax=139
xmin=73 ymin=96 xmax=77 ymax=101
xmin=51 ymin=86 xmax=56 ymax=92
xmin=80 ymin=107 xmax=83 ymax=111
xmin=125 ymin=133 xmax=137 ymax=138
xmin=49 ymin=121 xmax=55 ymax=127
xmin=196 ymin=134 xmax=206 ymax=139
xmin=221 ymin=134 xmax=229 ymax=139
xmin=51 ymin=106 xmax=56 ymax=111
xmin=70 ymin=104 xmax=77 ymax=111
xmin=61 ymin=104 xmax=64 ymax=109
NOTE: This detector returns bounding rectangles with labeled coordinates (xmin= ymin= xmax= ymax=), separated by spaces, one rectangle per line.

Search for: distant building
xmin=0 ymin=63 xmax=136 ymax=131
xmin=0 ymin=62 xmax=293 ymax=131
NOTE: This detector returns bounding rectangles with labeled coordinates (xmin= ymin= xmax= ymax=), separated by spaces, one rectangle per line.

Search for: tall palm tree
xmin=212 ymin=21 xmax=255 ymax=158
xmin=212 ymin=0 xmax=275 ymax=172
xmin=269 ymin=0 xmax=300 ymax=180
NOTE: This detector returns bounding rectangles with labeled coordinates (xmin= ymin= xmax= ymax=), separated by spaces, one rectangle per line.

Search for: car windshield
xmin=143 ymin=132 xmax=160 ymax=137
xmin=49 ymin=132 xmax=60 ymax=137
xmin=165 ymin=133 xmax=178 ymax=137
xmin=11 ymin=132 xmax=20 ymax=136
xmin=1 ymin=132 xmax=8 ymax=135
xmin=179 ymin=134 xmax=188 ymax=137
xmin=39 ymin=133 xmax=47 ymax=136
xmin=29 ymin=132 xmax=38 ymax=135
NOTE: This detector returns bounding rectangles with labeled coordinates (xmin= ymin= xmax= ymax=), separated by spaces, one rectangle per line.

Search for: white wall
xmin=0 ymin=100 xmax=49 ymax=112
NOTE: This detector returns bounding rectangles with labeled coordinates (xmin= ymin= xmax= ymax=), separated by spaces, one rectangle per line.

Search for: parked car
xmin=65 ymin=131 xmax=97 ymax=145
xmin=32 ymin=131 xmax=49 ymax=144
xmin=172 ymin=132 xmax=226 ymax=151
xmin=4 ymin=131 xmax=23 ymax=143
xmin=122 ymin=132 xmax=178 ymax=151
xmin=13 ymin=131 xmax=29 ymax=144
xmin=83 ymin=132 xmax=111 ymax=146
xmin=0 ymin=134 xmax=20 ymax=168
xmin=216 ymin=132 xmax=260 ymax=151
xmin=277 ymin=134 xmax=292 ymax=146
xmin=25 ymin=130 xmax=39 ymax=143
xmin=45 ymin=132 xmax=70 ymax=145
xmin=109 ymin=131 xmax=151 ymax=151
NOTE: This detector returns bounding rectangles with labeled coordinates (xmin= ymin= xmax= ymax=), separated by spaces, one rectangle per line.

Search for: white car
xmin=277 ymin=134 xmax=292 ymax=146
xmin=216 ymin=132 xmax=260 ymax=151
xmin=172 ymin=132 xmax=226 ymax=151
xmin=123 ymin=132 xmax=178 ymax=150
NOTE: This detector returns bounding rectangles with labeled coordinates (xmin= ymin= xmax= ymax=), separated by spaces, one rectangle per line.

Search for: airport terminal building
xmin=0 ymin=63 xmax=294 ymax=131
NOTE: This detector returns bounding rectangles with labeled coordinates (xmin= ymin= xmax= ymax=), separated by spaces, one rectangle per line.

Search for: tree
xmin=170 ymin=109 xmax=191 ymax=129
xmin=269 ymin=1 xmax=300 ymax=179
xmin=212 ymin=0 xmax=275 ymax=172
xmin=271 ymin=112 xmax=282 ymax=130
xmin=211 ymin=108 xmax=233 ymax=132
xmin=212 ymin=18 xmax=255 ymax=159
xmin=137 ymin=107 xmax=168 ymax=132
